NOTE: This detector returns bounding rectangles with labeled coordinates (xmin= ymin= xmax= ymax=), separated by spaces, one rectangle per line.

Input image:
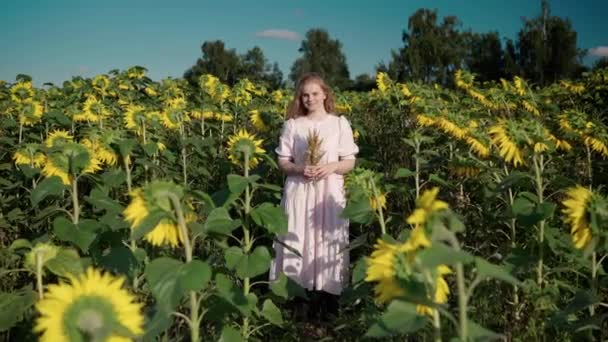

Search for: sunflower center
xmin=63 ymin=295 xmax=119 ymax=342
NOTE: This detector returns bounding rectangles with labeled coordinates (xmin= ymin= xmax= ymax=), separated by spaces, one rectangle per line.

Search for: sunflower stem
xmin=444 ymin=229 xmax=467 ymax=341
xmin=504 ymin=165 xmax=520 ymax=319
xmin=124 ymin=156 xmax=139 ymax=290
xmin=370 ymin=181 xmax=386 ymax=235
xmin=181 ymin=124 xmax=188 ymax=188
xmin=415 ymin=135 xmax=421 ymax=199
xmin=36 ymin=252 xmax=44 ymax=300
xmin=590 ymin=252 xmax=597 ymax=316
xmin=242 ymin=151 xmax=252 ymax=339
xmin=169 ymin=193 xmax=200 ymax=342
xmin=533 ymin=154 xmax=545 ymax=286
xmin=71 ymin=178 xmax=79 ymax=224
xmin=18 ymin=122 xmax=23 ymax=144
xmin=586 ymin=144 xmax=593 ymax=187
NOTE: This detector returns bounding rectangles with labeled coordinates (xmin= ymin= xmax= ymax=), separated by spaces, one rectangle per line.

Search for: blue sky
xmin=1 ymin=0 xmax=606 ymax=85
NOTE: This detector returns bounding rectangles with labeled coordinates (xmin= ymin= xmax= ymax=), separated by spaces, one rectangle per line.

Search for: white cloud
xmin=255 ymin=29 xmax=300 ymax=41
xmin=588 ymin=46 xmax=608 ymax=57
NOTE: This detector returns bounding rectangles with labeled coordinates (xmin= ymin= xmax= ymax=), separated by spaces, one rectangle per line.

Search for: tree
xmin=592 ymin=57 xmax=608 ymax=71
xmin=184 ymin=40 xmax=241 ymax=85
xmin=516 ymin=0 xmax=581 ymax=85
xmin=503 ymin=39 xmax=521 ymax=78
xmin=184 ymin=41 xmax=283 ymax=88
xmin=464 ymin=31 xmax=504 ymax=82
xmin=289 ymin=29 xmax=351 ymax=89
xmin=383 ymin=9 xmax=466 ymax=85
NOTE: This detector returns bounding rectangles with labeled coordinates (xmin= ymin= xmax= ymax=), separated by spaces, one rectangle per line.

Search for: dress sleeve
xmin=338 ymin=116 xmax=359 ymax=160
xmin=275 ymin=119 xmax=294 ymax=160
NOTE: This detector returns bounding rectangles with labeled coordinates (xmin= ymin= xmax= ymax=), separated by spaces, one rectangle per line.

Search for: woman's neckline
xmin=301 ymin=113 xmax=334 ymax=123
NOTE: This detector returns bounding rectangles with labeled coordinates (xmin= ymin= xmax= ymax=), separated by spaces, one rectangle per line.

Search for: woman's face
xmin=301 ymin=81 xmax=327 ymax=113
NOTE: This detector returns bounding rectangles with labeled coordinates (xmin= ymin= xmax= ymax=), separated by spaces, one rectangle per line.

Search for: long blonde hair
xmin=286 ymin=73 xmax=335 ymax=119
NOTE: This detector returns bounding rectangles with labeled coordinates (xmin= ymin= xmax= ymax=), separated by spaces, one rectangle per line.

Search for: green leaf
xmin=96 ymin=245 xmax=138 ymax=278
xmin=339 ymin=232 xmax=368 ymax=254
xmin=85 ymin=188 xmax=123 ymax=213
xmin=53 ymin=216 xmax=97 ymax=253
xmin=495 ymin=171 xmax=530 ymax=192
xmin=225 ymin=246 xmax=271 ymax=279
xmin=365 ymin=300 xmax=426 ymax=337
xmin=179 ymin=260 xmax=212 ymax=292
xmin=142 ymin=307 xmax=173 ymax=341
xmin=142 ymin=141 xmax=159 ymax=156
xmin=45 ymin=249 xmax=83 ymax=277
xmin=351 ymin=257 xmax=368 ymax=284
xmin=250 ymin=203 xmax=287 ymax=235
xmin=204 ymin=207 xmax=241 ymax=235
xmin=417 ymin=243 xmax=475 ymax=268
xmin=219 ymin=326 xmax=243 ymax=342
xmin=261 ymin=299 xmax=283 ymax=326
xmin=468 ymin=320 xmax=503 ymax=341
xmin=0 ymin=289 xmax=36 ymax=332
xmin=130 ymin=210 xmax=166 ymax=241
xmin=224 ymin=247 xmax=244 ymax=270
xmin=227 ymin=174 xmax=248 ymax=196
xmin=215 ymin=273 xmax=255 ymax=316
xmin=341 ymin=190 xmax=374 ymax=224
xmin=254 ymin=183 xmax=282 ymax=193
xmin=117 ymin=138 xmax=137 ymax=158
xmin=269 ymin=273 xmax=307 ymax=299
xmin=31 ymin=176 xmax=66 ymax=206
xmin=394 ymin=168 xmax=415 ymax=178
xmin=100 ymin=169 xmax=126 ymax=189
xmin=9 ymin=239 xmax=32 ymax=252
xmin=145 ymin=257 xmax=185 ymax=311
xmin=475 ymin=258 xmax=521 ymax=286
xmin=428 ymin=173 xmax=452 ymax=188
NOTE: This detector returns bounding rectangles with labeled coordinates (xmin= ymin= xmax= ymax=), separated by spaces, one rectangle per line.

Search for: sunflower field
xmin=1 ymin=66 xmax=607 ymax=341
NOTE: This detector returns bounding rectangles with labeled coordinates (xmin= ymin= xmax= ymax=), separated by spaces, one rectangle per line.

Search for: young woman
xmin=269 ymin=73 xmax=359 ymax=320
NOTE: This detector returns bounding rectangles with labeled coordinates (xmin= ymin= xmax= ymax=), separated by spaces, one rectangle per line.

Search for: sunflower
xmin=370 ymin=192 xmax=387 ymax=211
xmin=562 ymin=186 xmax=593 ymax=249
xmin=407 ymin=187 xmax=449 ymax=227
xmin=45 ymin=130 xmax=73 ymax=148
xmin=123 ymin=182 xmax=191 ymax=247
xmin=13 ymin=144 xmax=46 ymax=168
xmin=127 ymin=66 xmax=146 ymax=79
xmin=436 ymin=117 xmax=468 ymax=140
xmin=19 ymin=100 xmax=44 ymax=126
xmin=488 ymin=123 xmax=524 ymax=167
xmin=81 ymin=138 xmax=117 ymax=166
xmin=123 ymin=105 xmax=148 ymax=134
xmin=35 ymin=268 xmax=144 ymax=342
xmin=376 ymin=72 xmax=391 ymax=93
xmin=365 ymin=227 xmax=448 ymax=311
xmin=513 ymin=76 xmax=526 ymax=96
xmin=416 ymin=114 xmax=436 ymax=127
xmin=584 ymin=136 xmax=608 ymax=159
xmin=92 ymin=75 xmax=110 ymax=95
xmin=416 ymin=265 xmax=452 ymax=316
xmin=226 ymin=129 xmax=265 ymax=168
xmin=82 ymin=96 xmax=110 ymax=121
xmin=24 ymin=242 xmax=59 ymax=272
xmin=522 ymin=100 xmax=540 ymax=116
xmin=465 ymin=136 xmax=490 ymax=158
xmin=399 ymin=83 xmax=412 ymax=97
xmin=10 ymin=81 xmax=34 ymax=103
xmin=214 ymin=113 xmax=233 ymax=122
xmin=42 ymin=142 xmax=102 ymax=185
xmin=249 ymin=110 xmax=269 ymax=132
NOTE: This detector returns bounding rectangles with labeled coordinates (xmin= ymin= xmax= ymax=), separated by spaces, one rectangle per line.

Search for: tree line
xmin=184 ymin=1 xmax=608 ymax=91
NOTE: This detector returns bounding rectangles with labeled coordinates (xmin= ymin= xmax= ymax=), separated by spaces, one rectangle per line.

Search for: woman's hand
xmin=302 ymin=165 xmax=316 ymax=180
xmin=311 ymin=162 xmax=338 ymax=180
